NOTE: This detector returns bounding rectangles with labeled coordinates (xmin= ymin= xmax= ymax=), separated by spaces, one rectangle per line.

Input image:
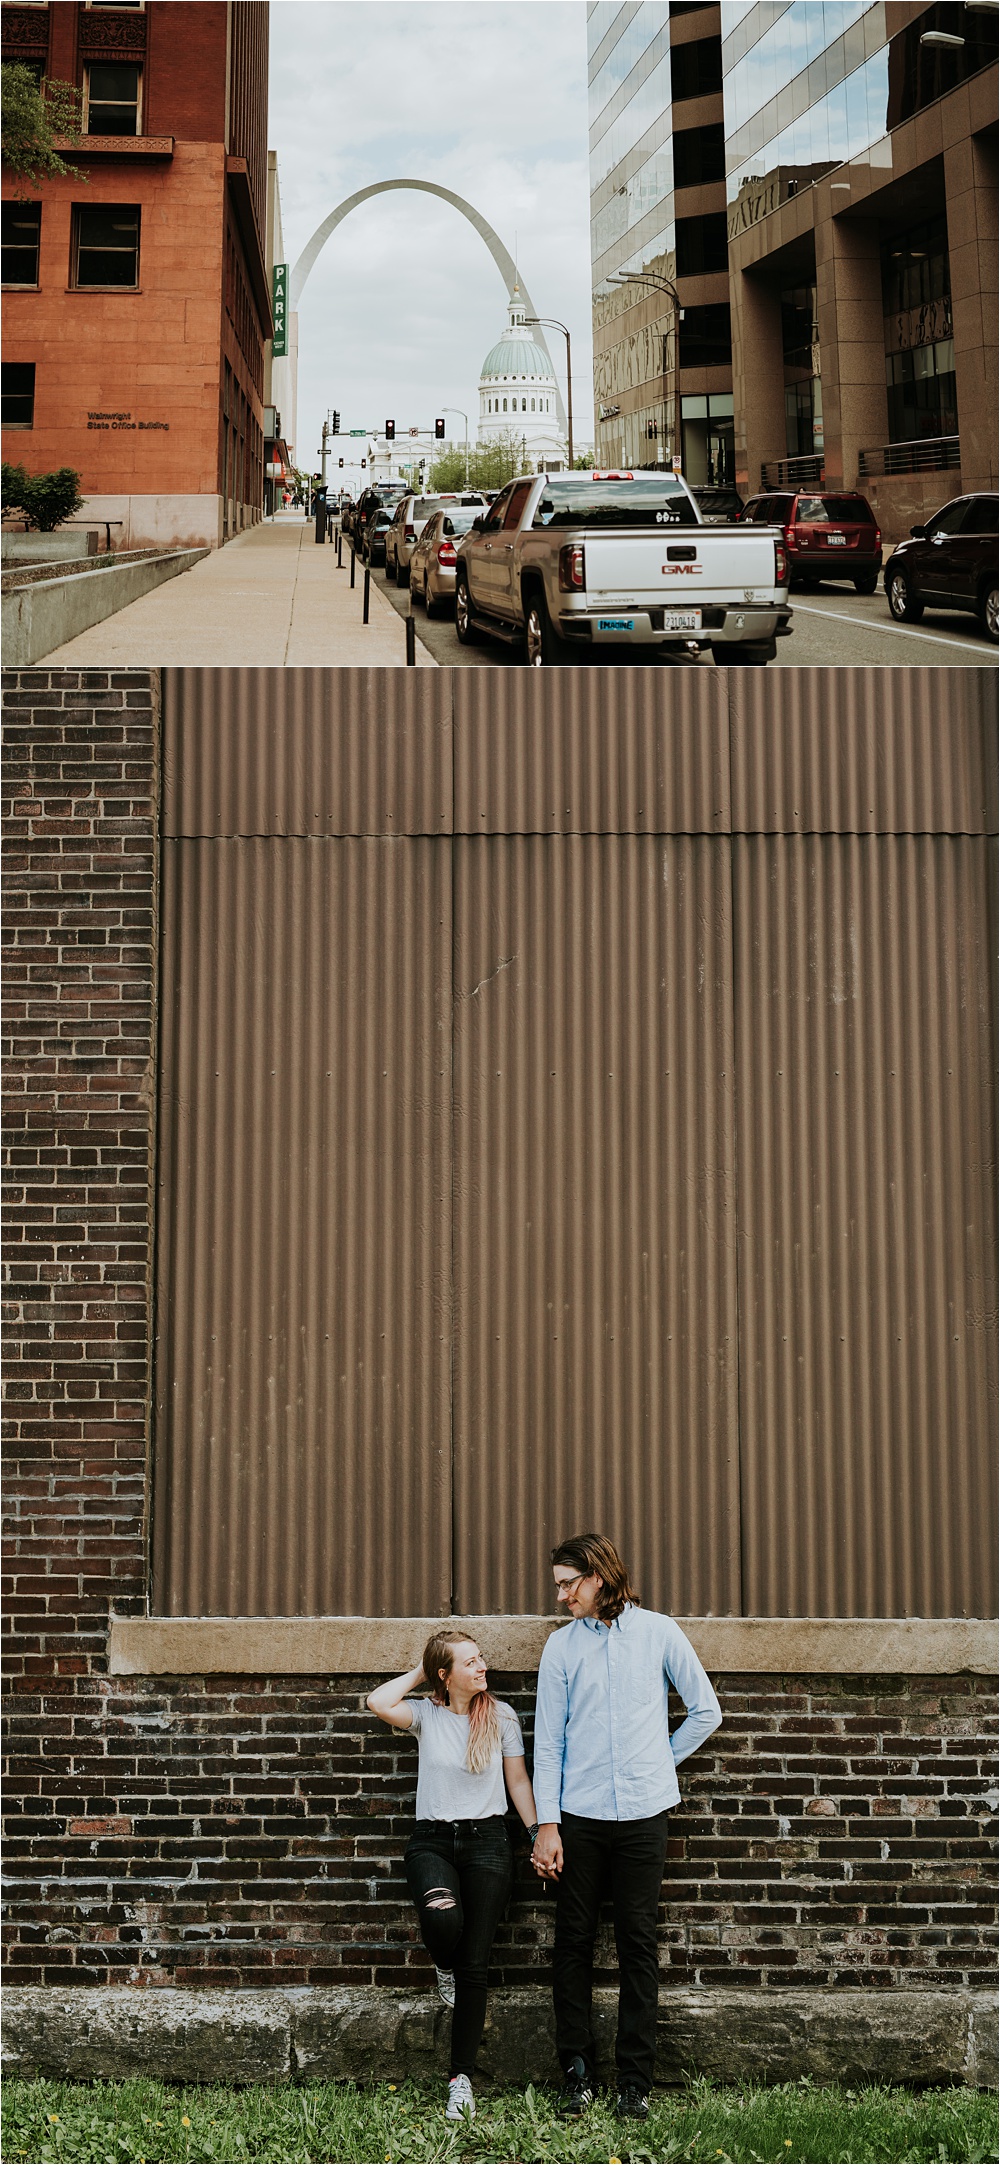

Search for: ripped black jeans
xmin=404 ymin=1818 xmax=514 ymax=2078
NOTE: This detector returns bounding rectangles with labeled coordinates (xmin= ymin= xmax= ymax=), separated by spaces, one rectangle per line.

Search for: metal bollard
xmin=363 ymin=564 xmax=370 ymax=623
xmin=337 ymin=532 xmax=343 ymax=569
xmin=350 ymin=546 xmax=356 ymax=589
xmin=405 ymin=612 xmax=416 ymax=666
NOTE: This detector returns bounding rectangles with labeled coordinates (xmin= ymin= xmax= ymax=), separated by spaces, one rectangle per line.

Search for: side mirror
xmin=471 ymin=516 xmax=485 ymax=533
xmin=910 ymin=523 xmax=927 ymax=539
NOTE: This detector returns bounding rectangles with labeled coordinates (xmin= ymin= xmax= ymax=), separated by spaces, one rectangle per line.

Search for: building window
xmin=669 ymin=35 xmax=723 ymax=102
xmin=72 ymin=203 xmax=140 ymax=287
xmin=84 ymin=64 xmax=141 ymax=135
xmin=2 ymin=202 xmax=41 ymax=287
xmin=2 ymin=362 xmax=36 ymax=428
xmin=676 ymin=211 xmax=729 ymax=278
xmin=678 ymin=302 xmax=732 ymax=370
xmin=85 ymin=1 xmax=144 ymax=8
xmin=672 ymin=124 xmax=726 ymax=190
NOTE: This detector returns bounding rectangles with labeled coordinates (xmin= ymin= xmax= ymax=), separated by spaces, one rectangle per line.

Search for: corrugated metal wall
xmin=154 ymin=669 xmax=997 ymax=1619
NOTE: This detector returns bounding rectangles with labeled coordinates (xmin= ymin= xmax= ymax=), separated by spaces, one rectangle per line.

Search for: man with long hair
xmin=531 ymin=1532 xmax=722 ymax=2124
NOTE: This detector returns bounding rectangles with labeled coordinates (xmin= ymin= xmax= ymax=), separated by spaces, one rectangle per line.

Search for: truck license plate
xmin=663 ymin=609 xmax=702 ymax=632
xmin=827 ymin=533 xmax=847 ymax=545
xmin=597 ymin=617 xmax=635 ymax=632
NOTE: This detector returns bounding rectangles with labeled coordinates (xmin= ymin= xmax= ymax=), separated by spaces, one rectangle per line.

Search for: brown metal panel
xmin=161 ymin=668 xmax=453 ymax=837
xmin=452 ymin=834 xmax=741 ymax=1617
xmin=152 ymin=835 xmax=452 ymax=1616
xmin=729 ymin=667 xmax=998 ymax=833
xmin=453 ymin=668 xmax=731 ymax=834
xmin=733 ymin=833 xmax=998 ymax=1618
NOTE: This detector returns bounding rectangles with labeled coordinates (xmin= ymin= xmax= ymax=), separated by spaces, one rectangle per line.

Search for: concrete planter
xmin=2 ymin=531 xmax=99 ymax=564
xmin=2 ymin=1987 xmax=996 ymax=2090
xmin=1 ymin=547 xmax=208 ymax=663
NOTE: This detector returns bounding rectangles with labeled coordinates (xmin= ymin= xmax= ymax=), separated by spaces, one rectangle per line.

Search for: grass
xmin=2 ymin=2077 xmax=997 ymax=2165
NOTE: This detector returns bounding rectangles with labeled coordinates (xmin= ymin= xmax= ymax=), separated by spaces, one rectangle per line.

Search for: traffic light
xmin=385 ymin=418 xmax=395 ymax=440
xmin=338 ymin=457 xmax=344 ymax=468
xmin=331 ymin=410 xmax=340 ymax=435
xmin=360 ymin=458 xmax=366 ymax=469
xmin=435 ymin=417 xmax=445 ymax=439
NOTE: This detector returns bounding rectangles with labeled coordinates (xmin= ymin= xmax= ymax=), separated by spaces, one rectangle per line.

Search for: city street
xmin=369 ymin=546 xmax=997 ymax=669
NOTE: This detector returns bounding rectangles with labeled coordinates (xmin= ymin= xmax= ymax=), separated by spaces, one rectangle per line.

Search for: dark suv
xmin=353 ymin=484 xmax=406 ymax=559
xmin=739 ymin=489 xmax=882 ymax=591
xmin=884 ymin=493 xmax=998 ymax=642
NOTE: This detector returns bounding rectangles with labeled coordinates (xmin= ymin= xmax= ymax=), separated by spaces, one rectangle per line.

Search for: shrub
xmin=1 ymin=462 xmax=84 ymax=531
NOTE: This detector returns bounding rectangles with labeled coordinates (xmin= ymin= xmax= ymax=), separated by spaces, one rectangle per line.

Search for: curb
xmin=3 ymin=1987 xmax=996 ymax=2089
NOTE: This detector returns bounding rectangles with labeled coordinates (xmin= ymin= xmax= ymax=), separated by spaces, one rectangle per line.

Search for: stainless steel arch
xmin=290 ymin=179 xmax=568 ymax=434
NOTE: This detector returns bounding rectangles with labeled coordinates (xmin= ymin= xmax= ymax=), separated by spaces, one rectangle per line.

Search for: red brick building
xmin=1 ymin=0 xmax=270 ymax=548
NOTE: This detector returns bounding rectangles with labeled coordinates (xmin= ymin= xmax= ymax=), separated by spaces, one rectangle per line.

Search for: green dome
xmin=480 ymin=332 xmax=553 ymax=381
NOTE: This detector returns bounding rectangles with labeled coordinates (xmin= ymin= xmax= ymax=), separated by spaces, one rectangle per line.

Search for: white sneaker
xmin=435 ymin=1965 xmax=455 ymax=2008
xmin=445 ymin=2073 xmax=475 ymax=2122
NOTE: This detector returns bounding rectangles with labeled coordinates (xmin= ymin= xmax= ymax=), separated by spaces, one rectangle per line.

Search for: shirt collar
xmin=580 ymin=1604 xmax=641 ymax=1634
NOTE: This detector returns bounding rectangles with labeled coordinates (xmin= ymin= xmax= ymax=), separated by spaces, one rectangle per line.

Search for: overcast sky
xmin=268 ymin=0 xmax=593 ymax=477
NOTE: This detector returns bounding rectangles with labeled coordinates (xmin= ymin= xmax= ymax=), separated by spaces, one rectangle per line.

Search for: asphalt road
xmin=356 ymin=544 xmax=997 ymax=670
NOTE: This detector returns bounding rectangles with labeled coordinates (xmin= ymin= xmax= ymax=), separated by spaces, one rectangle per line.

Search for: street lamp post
xmin=440 ymin=406 xmax=469 ymax=485
xmin=526 ymin=316 xmax=574 ymax=471
xmin=609 ymin=272 xmax=683 ymax=472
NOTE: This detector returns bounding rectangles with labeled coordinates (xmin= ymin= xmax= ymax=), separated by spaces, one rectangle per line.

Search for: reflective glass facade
xmin=722 ymin=1 xmax=997 ymax=468
xmin=589 ymin=2 xmax=734 ymax=478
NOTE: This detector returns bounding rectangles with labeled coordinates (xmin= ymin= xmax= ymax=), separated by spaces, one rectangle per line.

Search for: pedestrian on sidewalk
xmin=367 ymin=1631 xmax=541 ymax=2124
xmin=531 ymin=1533 xmax=722 ymax=2125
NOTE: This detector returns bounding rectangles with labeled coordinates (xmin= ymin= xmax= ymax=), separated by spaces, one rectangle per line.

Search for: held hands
xmin=531 ymin=1823 xmax=563 ymax=1879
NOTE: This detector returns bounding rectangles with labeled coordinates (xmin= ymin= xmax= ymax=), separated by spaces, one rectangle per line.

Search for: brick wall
xmin=2 ymin=669 xmax=996 ymax=2000
xmin=2 ymin=1668 xmax=996 ymax=1992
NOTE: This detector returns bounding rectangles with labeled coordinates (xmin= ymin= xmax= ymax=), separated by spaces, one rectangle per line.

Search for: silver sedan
xmin=409 ymin=507 xmax=484 ymax=614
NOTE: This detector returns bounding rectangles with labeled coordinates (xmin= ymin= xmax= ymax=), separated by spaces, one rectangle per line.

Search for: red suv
xmin=739 ymin=489 xmax=882 ymax=592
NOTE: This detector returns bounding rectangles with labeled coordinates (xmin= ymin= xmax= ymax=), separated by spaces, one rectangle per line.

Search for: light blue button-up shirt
xmin=532 ymin=1604 xmax=722 ymax=1823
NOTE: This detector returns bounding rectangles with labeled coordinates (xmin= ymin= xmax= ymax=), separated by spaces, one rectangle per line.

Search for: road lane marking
xmin=791 ymin=602 xmax=995 ymax=655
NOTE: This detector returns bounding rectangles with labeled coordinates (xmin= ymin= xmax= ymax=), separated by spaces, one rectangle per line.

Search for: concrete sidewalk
xmin=38 ymin=513 xmax=438 ymax=667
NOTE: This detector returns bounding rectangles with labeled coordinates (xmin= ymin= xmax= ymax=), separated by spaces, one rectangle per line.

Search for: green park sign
xmin=271 ymin=263 xmax=288 ymax=357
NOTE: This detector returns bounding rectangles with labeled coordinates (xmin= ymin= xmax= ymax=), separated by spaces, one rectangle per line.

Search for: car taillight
xmin=874 ymin=528 xmax=881 ymax=548
xmin=404 ymin=525 xmax=415 ymax=540
xmin=559 ymin=543 xmax=586 ymax=591
xmin=437 ymin=542 xmax=457 ymax=567
xmin=784 ymin=525 xmax=796 ymax=546
xmin=775 ymin=542 xmax=788 ymax=585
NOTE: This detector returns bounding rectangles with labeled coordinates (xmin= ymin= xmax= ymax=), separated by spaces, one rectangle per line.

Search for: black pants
xmin=405 ymin=1818 xmax=513 ymax=2078
xmin=553 ymin=1809 xmax=671 ymax=2090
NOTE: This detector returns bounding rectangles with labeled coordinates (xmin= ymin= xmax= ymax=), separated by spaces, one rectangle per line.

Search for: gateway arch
xmin=290 ymin=179 xmax=568 ymax=434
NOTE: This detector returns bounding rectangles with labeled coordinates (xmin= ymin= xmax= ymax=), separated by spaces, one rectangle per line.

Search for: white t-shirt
xmin=407 ymin=1696 xmax=524 ymax=1821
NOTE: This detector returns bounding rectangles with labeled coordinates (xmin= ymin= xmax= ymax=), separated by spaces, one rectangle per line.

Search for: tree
xmin=428 ymin=447 xmax=469 ymax=492
xmin=2 ymin=462 xmax=84 ymax=531
xmin=1 ymin=64 xmax=83 ymax=193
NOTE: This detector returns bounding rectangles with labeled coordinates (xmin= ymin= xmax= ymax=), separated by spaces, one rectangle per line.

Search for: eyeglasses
xmin=554 ymin=1572 xmax=588 ymax=1599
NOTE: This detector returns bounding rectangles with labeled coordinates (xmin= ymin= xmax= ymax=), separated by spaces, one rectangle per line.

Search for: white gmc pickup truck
xmin=453 ymin=470 xmax=793 ymax=665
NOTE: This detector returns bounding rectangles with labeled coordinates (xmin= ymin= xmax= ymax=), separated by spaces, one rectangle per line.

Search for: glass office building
xmin=720 ymin=0 xmax=997 ymax=505
xmin=589 ymin=2 xmax=736 ymax=482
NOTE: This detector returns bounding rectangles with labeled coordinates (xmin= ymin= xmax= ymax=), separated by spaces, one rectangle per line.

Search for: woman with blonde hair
xmin=367 ymin=1628 xmax=541 ymax=2122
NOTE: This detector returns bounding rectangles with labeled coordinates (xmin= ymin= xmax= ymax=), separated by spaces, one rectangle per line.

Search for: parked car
xmin=363 ymin=506 xmax=394 ymax=566
xmin=353 ymin=483 xmax=406 ymax=557
xmin=739 ymin=488 xmax=882 ymax=591
xmin=691 ymin=485 xmax=744 ymax=523
xmin=453 ymin=469 xmax=792 ymax=665
xmin=410 ymin=506 xmax=485 ymax=614
xmin=385 ymin=492 xmax=487 ymax=585
xmin=883 ymin=492 xmax=998 ymax=641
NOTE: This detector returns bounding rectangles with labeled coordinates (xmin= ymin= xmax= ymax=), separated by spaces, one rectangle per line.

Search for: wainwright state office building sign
xmin=87 ymin=411 xmax=170 ymax=432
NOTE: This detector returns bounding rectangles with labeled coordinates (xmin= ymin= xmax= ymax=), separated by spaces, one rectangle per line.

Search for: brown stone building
xmin=589 ymin=1 xmax=998 ymax=537
xmin=1 ymin=0 xmax=270 ymax=548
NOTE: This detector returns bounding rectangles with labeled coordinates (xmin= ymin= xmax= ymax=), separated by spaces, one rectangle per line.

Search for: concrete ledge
xmin=2 ymin=531 xmax=99 ymax=563
xmin=3 ymin=1987 xmax=995 ymax=2089
xmin=107 ymin=1613 xmax=1000 ymax=1677
xmin=2 ymin=547 xmax=208 ymax=664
